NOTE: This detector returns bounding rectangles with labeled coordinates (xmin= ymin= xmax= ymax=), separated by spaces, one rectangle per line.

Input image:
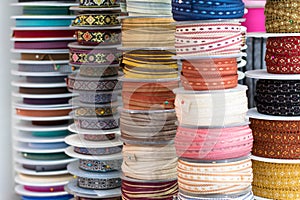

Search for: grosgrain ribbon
xmin=175 ymin=22 xmax=243 ymax=57
xmin=250 ymin=118 xmax=300 ymax=159
xmin=252 ymin=160 xmax=300 ymax=199
xmin=72 ymin=14 xmax=120 ymax=27
xmin=76 ymin=29 xmax=121 ymax=46
xmin=172 ymin=0 xmax=245 ymax=21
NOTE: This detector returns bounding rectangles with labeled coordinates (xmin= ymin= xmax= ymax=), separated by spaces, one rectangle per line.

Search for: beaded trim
xmin=74 ymin=146 xmax=122 ymax=155
xmin=72 ymin=14 xmax=120 ymax=27
xmin=77 ymin=176 xmax=121 ymax=190
xmin=79 ymin=159 xmax=122 ymax=172
xmin=76 ymin=29 xmax=121 ymax=46
xmin=69 ymin=48 xmax=121 ymax=66
xmin=79 ymin=0 xmax=120 ymax=7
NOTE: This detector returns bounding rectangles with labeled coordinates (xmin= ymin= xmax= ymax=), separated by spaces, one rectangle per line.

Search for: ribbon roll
xmin=79 ymin=159 xmax=122 ymax=172
xmin=72 ymin=14 xmax=120 ymax=27
xmin=76 ymin=29 xmax=121 ymax=46
xmin=79 ymin=0 xmax=120 ymax=7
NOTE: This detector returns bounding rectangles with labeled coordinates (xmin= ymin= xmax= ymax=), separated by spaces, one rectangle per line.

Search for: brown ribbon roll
xmin=16 ymin=108 xmax=72 ymax=117
xmin=19 ymin=87 xmax=68 ymax=94
xmin=21 ymin=53 xmax=69 ymax=61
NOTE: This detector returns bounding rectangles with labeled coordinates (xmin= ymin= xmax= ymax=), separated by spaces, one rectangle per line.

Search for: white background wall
xmin=1 ymin=0 xmax=19 ymax=199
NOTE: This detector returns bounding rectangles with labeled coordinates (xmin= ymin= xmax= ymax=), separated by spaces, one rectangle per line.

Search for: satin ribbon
xmin=175 ymin=22 xmax=243 ymax=57
xmin=23 ymin=163 xmax=67 ymax=172
xmin=79 ymin=66 xmax=119 ymax=77
xmin=18 ymin=64 xmax=72 ymax=73
xmin=172 ymin=0 xmax=245 ymax=21
xmin=74 ymin=117 xmax=119 ymax=130
xmin=79 ymin=0 xmax=120 ymax=8
xmin=24 ymin=185 xmax=64 ymax=193
xmin=23 ymin=97 xmax=71 ymax=105
xmin=252 ymin=160 xmax=300 ymax=199
xmin=120 ymin=110 xmax=177 ymax=143
xmin=250 ymin=118 xmax=300 ymax=159
xmin=19 ymin=0 xmax=75 ymax=1
xmin=28 ymin=142 xmax=67 ymax=149
xmin=22 ymin=152 xmax=70 ymax=160
xmin=122 ymin=50 xmax=178 ymax=79
xmin=181 ymin=58 xmax=238 ymax=90
xmin=121 ymin=17 xmax=175 ymax=48
xmin=19 ymin=87 xmax=68 ymax=94
xmin=79 ymin=159 xmax=122 ymax=172
xmin=122 ymin=143 xmax=178 ymax=180
xmin=122 ymin=179 xmax=178 ymax=200
xmin=72 ymin=14 xmax=120 ymax=27
xmin=74 ymin=146 xmax=122 ymax=156
xmin=83 ymin=134 xmax=116 ymax=141
xmin=255 ymin=79 xmax=300 ymax=116
xmin=22 ymin=195 xmax=72 ymax=200
xmin=69 ymin=48 xmax=121 ymax=65
xmin=22 ymin=6 xmax=72 ymax=15
xmin=241 ymin=7 xmax=266 ymax=33
xmin=77 ymin=176 xmax=121 ymax=190
xmin=177 ymin=158 xmax=253 ymax=195
xmin=26 ymin=76 xmax=66 ymax=84
xmin=16 ymin=108 xmax=71 ymax=117
xmin=13 ymin=30 xmax=74 ymax=38
xmin=122 ymin=81 xmax=178 ymax=110
xmin=78 ymin=91 xmax=118 ymax=104
xmin=76 ymin=29 xmax=121 ymax=46
xmin=265 ymin=0 xmax=300 ymax=33
xmin=31 ymin=120 xmax=70 ymax=126
xmin=265 ymin=36 xmax=300 ymax=74
xmin=16 ymin=19 xmax=73 ymax=27
xmin=175 ymin=125 xmax=253 ymax=160
xmin=21 ymin=53 xmax=69 ymax=61
xmin=126 ymin=0 xmax=172 ymax=16
xmin=175 ymin=88 xmax=248 ymax=127
xmin=15 ymin=41 xmax=70 ymax=49
xmin=67 ymin=74 xmax=120 ymax=91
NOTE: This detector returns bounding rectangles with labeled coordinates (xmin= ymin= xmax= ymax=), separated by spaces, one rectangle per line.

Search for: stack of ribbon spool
xmin=64 ymin=1 xmax=124 ymax=200
xmin=242 ymin=0 xmax=266 ymax=34
xmin=119 ymin=1 xmax=179 ymax=199
xmin=171 ymin=0 xmax=255 ymax=199
xmin=245 ymin=0 xmax=300 ymax=199
xmin=10 ymin=1 xmax=77 ymax=200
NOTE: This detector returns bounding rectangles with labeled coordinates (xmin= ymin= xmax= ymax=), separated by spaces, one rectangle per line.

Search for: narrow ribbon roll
xmin=122 ymin=179 xmax=178 ymax=200
xmin=265 ymin=36 xmax=300 ymax=74
xmin=122 ymin=81 xmax=178 ymax=110
xmin=177 ymin=158 xmax=253 ymax=195
xmin=122 ymin=144 xmax=178 ymax=180
xmin=175 ymin=22 xmax=243 ymax=57
xmin=175 ymin=125 xmax=253 ymax=160
xmin=122 ymin=50 xmax=178 ymax=79
xmin=250 ymin=118 xmax=300 ymax=159
xmin=252 ymin=160 xmax=300 ymax=199
xmin=265 ymin=0 xmax=300 ymax=33
xmin=255 ymin=79 xmax=300 ymax=116
xmin=172 ymin=0 xmax=245 ymax=21
xmin=121 ymin=17 xmax=175 ymax=48
xmin=181 ymin=58 xmax=238 ymax=90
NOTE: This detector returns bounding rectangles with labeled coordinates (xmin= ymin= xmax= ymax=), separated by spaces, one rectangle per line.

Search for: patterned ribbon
xmin=265 ymin=0 xmax=300 ymax=33
xmin=172 ymin=0 xmax=245 ymax=21
xmin=121 ymin=50 xmax=178 ymax=79
xmin=67 ymin=74 xmax=120 ymax=91
xmin=16 ymin=108 xmax=71 ymax=117
xmin=177 ymin=191 xmax=254 ymax=200
xmin=79 ymin=66 xmax=119 ymax=77
xmin=175 ymin=125 xmax=253 ymax=160
xmin=122 ymin=179 xmax=178 ymax=200
xmin=175 ymin=88 xmax=248 ymax=127
xmin=126 ymin=0 xmax=172 ymax=16
xmin=77 ymin=176 xmax=121 ymax=190
xmin=121 ymin=17 xmax=175 ymax=48
xmin=79 ymin=0 xmax=120 ymax=7
xmin=120 ymin=110 xmax=177 ymax=143
xmin=24 ymin=185 xmax=64 ymax=192
xmin=177 ymin=158 xmax=253 ymax=195
xmin=74 ymin=117 xmax=119 ymax=130
xmin=175 ymin=22 xmax=243 ymax=57
xmin=21 ymin=53 xmax=69 ymax=61
xmin=77 ymin=91 xmax=118 ymax=104
xmin=76 ymin=29 xmax=121 ymax=46
xmin=74 ymin=105 xmax=118 ymax=117
xmin=72 ymin=14 xmax=120 ymax=27
xmin=122 ymin=143 xmax=178 ymax=180
xmin=250 ymin=118 xmax=300 ymax=159
xmin=122 ymin=81 xmax=178 ymax=110
xmin=13 ymin=30 xmax=74 ymax=38
xmin=18 ymin=64 xmax=73 ymax=73
xmin=69 ymin=48 xmax=121 ymax=66
xmin=255 ymin=79 xmax=300 ymax=116
xmin=83 ymin=134 xmax=116 ymax=141
xmin=265 ymin=36 xmax=300 ymax=74
xmin=252 ymin=160 xmax=300 ymax=199
xmin=74 ymin=146 xmax=122 ymax=156
xmin=181 ymin=58 xmax=238 ymax=90
xmin=14 ymin=41 xmax=70 ymax=49
xmin=79 ymin=159 xmax=122 ymax=172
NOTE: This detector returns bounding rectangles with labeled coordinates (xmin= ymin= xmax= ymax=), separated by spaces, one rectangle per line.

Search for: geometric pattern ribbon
xmin=76 ymin=29 xmax=121 ymax=46
xmin=72 ymin=14 xmax=120 ymax=27
xmin=79 ymin=0 xmax=120 ymax=7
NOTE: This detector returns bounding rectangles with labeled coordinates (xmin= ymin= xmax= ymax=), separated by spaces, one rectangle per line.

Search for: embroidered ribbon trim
xmin=74 ymin=118 xmax=119 ymax=130
xmin=69 ymin=48 xmax=121 ymax=66
xmin=122 ymin=144 xmax=178 ymax=180
xmin=250 ymin=118 xmax=300 ymax=159
xmin=78 ymin=92 xmax=118 ymax=104
xmin=178 ymin=158 xmax=253 ymax=195
xmin=74 ymin=146 xmax=122 ymax=155
xmin=76 ymin=29 xmax=121 ymax=46
xmin=79 ymin=159 xmax=122 ymax=172
xmin=265 ymin=0 xmax=300 ymax=33
xmin=72 ymin=14 xmax=120 ymax=27
xmin=83 ymin=134 xmax=116 ymax=141
xmin=77 ymin=177 xmax=121 ymax=190
xmin=252 ymin=160 xmax=300 ymax=199
xmin=79 ymin=0 xmax=120 ymax=7
xmin=172 ymin=0 xmax=245 ymax=21
xmin=79 ymin=66 xmax=119 ymax=77
xmin=75 ymin=106 xmax=118 ymax=117
xmin=175 ymin=125 xmax=253 ymax=160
